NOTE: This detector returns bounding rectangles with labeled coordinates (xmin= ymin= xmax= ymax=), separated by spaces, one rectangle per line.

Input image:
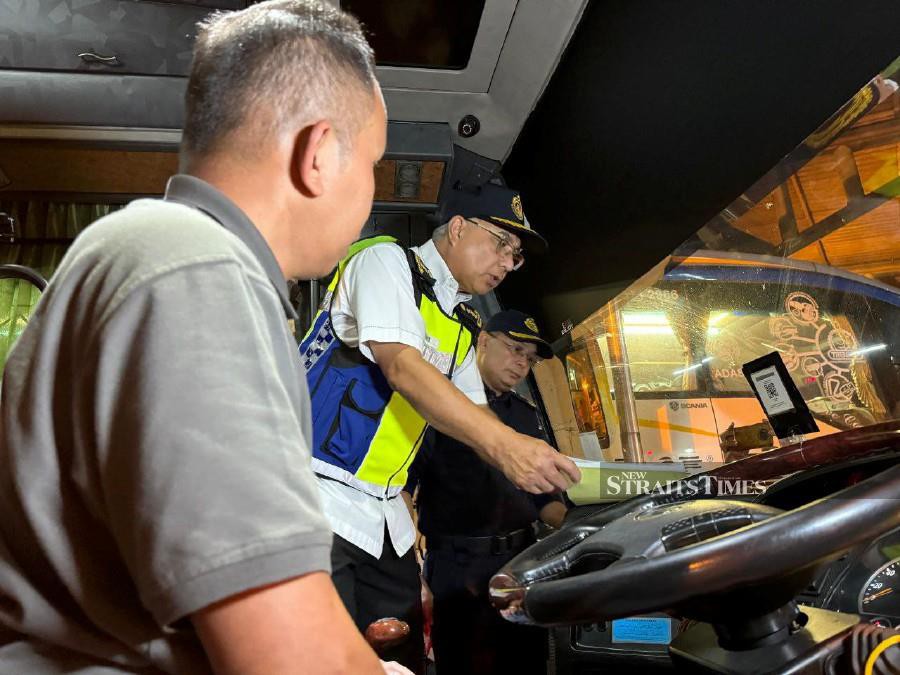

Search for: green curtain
xmin=0 ymin=200 xmax=122 ymax=370
xmin=0 ymin=278 xmax=41 ymax=367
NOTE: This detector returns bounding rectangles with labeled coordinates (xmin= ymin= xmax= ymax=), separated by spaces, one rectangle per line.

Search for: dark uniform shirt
xmin=405 ymin=387 xmax=562 ymax=538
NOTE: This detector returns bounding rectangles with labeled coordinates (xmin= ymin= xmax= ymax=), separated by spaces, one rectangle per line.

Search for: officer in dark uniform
xmin=404 ymin=310 xmax=566 ymax=675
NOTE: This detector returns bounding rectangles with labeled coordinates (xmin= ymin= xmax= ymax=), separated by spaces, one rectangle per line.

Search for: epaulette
xmin=456 ymin=302 xmax=483 ymax=332
xmin=404 ymin=249 xmax=436 ymax=287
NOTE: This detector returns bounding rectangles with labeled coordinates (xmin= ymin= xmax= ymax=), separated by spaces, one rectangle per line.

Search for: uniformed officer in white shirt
xmin=299 ymin=182 xmax=579 ymax=672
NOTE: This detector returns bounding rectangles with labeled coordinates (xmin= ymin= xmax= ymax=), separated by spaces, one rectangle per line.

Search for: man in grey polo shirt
xmin=0 ymin=1 xmax=402 ymax=673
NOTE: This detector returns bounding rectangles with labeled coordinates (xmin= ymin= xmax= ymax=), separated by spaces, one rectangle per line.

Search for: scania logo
xmin=668 ymin=401 xmax=709 ymax=411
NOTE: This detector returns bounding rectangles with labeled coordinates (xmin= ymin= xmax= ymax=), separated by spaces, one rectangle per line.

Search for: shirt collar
xmin=412 ymin=239 xmax=472 ymax=306
xmin=164 ymin=174 xmax=296 ymax=320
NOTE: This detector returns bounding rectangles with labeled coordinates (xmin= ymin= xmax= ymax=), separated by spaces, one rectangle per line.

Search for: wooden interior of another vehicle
xmin=0 ymin=141 xmax=446 ymax=204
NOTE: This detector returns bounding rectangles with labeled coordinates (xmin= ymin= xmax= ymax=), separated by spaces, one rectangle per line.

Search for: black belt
xmin=427 ymin=528 xmax=535 ymax=556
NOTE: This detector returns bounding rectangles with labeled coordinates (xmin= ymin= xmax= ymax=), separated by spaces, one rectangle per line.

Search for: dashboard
xmin=759 ymin=452 xmax=900 ymax=628
xmin=822 ymin=529 xmax=900 ymax=626
xmin=552 ymin=451 xmax=900 ymax=673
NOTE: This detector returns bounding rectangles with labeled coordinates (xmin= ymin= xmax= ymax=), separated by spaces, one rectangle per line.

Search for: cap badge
xmin=511 ymin=194 xmax=524 ymax=221
xmin=525 ymin=317 xmax=539 ymax=333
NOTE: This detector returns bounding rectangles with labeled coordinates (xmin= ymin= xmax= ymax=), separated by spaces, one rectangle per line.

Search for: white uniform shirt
xmin=317 ymin=239 xmax=487 ymax=558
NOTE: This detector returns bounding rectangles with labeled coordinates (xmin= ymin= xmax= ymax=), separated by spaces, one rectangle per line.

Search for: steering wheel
xmin=490 ymin=434 xmax=900 ymax=628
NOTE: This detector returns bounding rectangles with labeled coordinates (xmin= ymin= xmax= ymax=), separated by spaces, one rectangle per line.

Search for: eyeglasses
xmin=488 ymin=332 xmax=542 ymax=367
xmin=466 ymin=219 xmax=525 ymax=270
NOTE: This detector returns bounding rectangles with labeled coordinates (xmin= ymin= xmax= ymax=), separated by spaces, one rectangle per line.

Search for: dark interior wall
xmin=500 ymin=0 xmax=900 ymax=339
xmin=539 ymin=279 xmax=632 ymax=345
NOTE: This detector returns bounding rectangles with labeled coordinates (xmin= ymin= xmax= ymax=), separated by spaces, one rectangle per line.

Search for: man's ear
xmin=476 ymin=330 xmax=488 ymax=351
xmin=448 ymin=215 xmax=467 ymax=246
xmin=290 ymin=120 xmax=336 ymax=198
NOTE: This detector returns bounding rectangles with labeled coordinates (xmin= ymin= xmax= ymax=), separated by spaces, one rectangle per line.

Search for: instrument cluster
xmin=818 ymin=528 xmax=900 ymax=627
xmin=757 ymin=453 xmax=900 ymax=627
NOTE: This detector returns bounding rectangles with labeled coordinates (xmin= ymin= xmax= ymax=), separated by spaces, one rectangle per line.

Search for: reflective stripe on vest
xmin=300 ymin=237 xmax=480 ymax=498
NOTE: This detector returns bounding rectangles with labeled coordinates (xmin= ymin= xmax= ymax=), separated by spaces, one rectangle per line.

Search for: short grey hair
xmin=431 ymin=222 xmax=450 ymax=242
xmin=182 ymin=0 xmax=376 ymax=163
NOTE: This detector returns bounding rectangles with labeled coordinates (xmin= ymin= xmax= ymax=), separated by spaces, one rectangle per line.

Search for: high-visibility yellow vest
xmin=300 ymin=237 xmax=482 ymax=498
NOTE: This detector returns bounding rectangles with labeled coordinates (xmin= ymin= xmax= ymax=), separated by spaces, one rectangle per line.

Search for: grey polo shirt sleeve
xmin=87 ymin=259 xmax=332 ymax=627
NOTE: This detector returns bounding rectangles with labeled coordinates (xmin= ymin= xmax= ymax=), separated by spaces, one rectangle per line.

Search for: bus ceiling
xmin=0 ymin=0 xmax=589 ymax=164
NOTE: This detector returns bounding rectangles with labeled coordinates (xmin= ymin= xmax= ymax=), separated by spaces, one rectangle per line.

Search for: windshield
xmin=536 ymin=56 xmax=900 ymax=468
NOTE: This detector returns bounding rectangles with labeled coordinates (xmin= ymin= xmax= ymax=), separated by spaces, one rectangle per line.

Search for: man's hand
xmin=493 ymin=431 xmax=581 ymax=493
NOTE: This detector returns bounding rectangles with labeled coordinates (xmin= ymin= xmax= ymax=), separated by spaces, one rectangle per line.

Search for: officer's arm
xmin=193 ymin=572 xmax=385 ymax=675
xmin=368 ymin=341 xmax=580 ymax=494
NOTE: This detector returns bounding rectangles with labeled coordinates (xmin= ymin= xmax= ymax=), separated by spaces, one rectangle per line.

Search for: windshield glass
xmin=536 ymin=56 xmax=900 ymax=470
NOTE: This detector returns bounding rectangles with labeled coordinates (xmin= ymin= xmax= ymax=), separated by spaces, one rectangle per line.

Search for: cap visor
xmin=488 ymin=218 xmax=549 ymax=254
xmin=507 ymin=331 xmax=554 ymax=359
